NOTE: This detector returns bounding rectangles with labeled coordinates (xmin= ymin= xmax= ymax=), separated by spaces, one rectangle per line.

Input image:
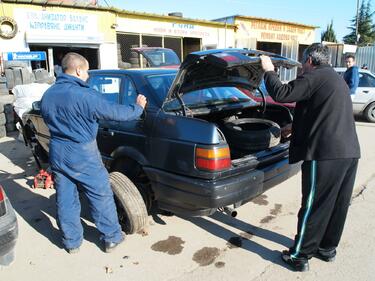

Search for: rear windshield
xmin=146 ymin=74 xmax=255 ymax=111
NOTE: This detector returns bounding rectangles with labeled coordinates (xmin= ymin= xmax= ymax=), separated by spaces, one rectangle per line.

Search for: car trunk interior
xmin=193 ymin=104 xmax=293 ymax=162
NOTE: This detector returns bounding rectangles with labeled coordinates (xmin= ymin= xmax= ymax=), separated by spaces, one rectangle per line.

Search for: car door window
xmin=359 ymin=73 xmax=375 ymax=87
xmin=89 ymin=75 xmax=122 ymax=103
xmin=122 ymin=77 xmax=138 ymax=105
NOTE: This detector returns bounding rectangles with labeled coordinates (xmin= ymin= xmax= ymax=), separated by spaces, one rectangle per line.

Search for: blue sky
xmin=102 ymin=0 xmax=362 ymax=42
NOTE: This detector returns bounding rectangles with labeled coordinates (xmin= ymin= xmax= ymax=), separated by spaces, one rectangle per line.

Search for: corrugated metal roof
xmin=214 ymin=14 xmax=318 ymax=29
xmin=1 ymin=0 xmax=237 ymax=29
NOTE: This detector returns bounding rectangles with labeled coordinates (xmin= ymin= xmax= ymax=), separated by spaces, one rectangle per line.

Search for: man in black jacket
xmin=260 ymin=43 xmax=361 ymax=272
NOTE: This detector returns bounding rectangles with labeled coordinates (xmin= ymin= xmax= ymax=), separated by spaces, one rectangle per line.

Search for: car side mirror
xmin=32 ymin=101 xmax=41 ymax=111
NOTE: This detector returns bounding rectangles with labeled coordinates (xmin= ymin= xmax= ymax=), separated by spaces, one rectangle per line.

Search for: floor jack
xmin=31 ymin=145 xmax=54 ymax=189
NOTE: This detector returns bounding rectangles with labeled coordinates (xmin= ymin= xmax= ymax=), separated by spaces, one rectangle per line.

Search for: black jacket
xmin=264 ymin=65 xmax=361 ymax=164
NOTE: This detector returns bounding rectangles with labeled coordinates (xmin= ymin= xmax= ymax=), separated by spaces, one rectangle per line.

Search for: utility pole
xmin=356 ymin=0 xmax=360 ymax=44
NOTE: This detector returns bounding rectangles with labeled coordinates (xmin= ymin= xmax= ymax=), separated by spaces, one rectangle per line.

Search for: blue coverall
xmin=40 ymin=74 xmax=143 ymax=249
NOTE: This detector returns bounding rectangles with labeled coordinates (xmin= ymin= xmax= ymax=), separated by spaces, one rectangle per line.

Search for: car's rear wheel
xmin=364 ymin=102 xmax=375 ymax=123
xmin=109 ymin=172 xmax=148 ymax=234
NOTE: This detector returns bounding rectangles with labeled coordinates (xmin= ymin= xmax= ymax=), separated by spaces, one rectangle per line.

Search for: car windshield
xmin=146 ymin=74 xmax=255 ymax=111
xmin=142 ymin=49 xmax=180 ymax=66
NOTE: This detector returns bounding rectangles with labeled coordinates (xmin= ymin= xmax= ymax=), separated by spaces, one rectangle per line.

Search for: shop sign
xmin=14 ymin=9 xmax=98 ymax=37
xmin=5 ymin=51 xmax=46 ymax=61
xmin=117 ymin=18 xmax=213 ymax=39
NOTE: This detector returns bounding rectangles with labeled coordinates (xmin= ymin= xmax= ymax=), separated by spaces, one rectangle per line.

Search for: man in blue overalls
xmin=41 ymin=52 xmax=147 ymax=253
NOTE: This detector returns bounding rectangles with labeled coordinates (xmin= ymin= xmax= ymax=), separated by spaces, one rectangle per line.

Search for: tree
xmin=321 ymin=20 xmax=337 ymax=42
xmin=343 ymin=0 xmax=375 ymax=45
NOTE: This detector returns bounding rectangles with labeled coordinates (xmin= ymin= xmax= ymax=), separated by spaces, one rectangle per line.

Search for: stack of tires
xmin=0 ymin=103 xmax=6 ymax=138
xmin=0 ymin=76 xmax=8 ymax=95
xmin=129 ymin=44 xmax=144 ymax=68
xmin=117 ymin=44 xmax=131 ymax=69
xmin=33 ymin=68 xmax=55 ymax=84
xmin=0 ymin=103 xmax=16 ymax=138
xmin=4 ymin=61 xmax=34 ymax=90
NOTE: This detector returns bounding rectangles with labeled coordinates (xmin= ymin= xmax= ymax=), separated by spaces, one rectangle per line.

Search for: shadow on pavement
xmin=0 ymin=134 xmax=102 ymax=250
xmin=183 ymin=211 xmax=294 ymax=270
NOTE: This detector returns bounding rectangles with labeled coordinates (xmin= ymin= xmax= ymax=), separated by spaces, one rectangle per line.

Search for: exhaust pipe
xmin=218 ymin=206 xmax=237 ymax=217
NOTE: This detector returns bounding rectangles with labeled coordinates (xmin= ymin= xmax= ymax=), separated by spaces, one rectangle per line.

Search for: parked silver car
xmin=335 ymin=67 xmax=375 ymax=122
xmin=0 ymin=185 xmax=18 ymax=266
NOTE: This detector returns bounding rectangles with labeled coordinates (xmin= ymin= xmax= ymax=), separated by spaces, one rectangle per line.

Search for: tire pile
xmin=0 ymin=103 xmax=16 ymax=138
xmin=3 ymin=61 xmax=55 ymax=92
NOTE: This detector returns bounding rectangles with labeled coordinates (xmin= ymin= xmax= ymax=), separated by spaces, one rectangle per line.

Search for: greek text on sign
xmin=14 ymin=9 xmax=98 ymax=34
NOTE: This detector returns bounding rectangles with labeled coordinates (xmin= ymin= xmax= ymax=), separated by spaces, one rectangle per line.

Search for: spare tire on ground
xmin=222 ymin=118 xmax=281 ymax=152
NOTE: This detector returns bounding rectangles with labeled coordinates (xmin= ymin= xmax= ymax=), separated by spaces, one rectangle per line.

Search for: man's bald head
xmin=61 ymin=52 xmax=89 ymax=82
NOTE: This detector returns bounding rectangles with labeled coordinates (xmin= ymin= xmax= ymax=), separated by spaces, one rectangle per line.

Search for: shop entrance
xmin=256 ymin=42 xmax=282 ymax=55
xmin=29 ymin=45 xmax=99 ymax=75
xmin=183 ymin=37 xmax=201 ymax=59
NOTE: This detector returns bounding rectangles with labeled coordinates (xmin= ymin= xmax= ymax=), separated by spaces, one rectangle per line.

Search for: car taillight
xmin=0 ymin=185 xmax=6 ymax=217
xmin=195 ymin=146 xmax=231 ymax=172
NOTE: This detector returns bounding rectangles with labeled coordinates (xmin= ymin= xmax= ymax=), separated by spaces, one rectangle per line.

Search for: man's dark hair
xmin=61 ymin=52 xmax=88 ymax=73
xmin=346 ymin=54 xmax=356 ymax=61
xmin=302 ymin=43 xmax=330 ymax=66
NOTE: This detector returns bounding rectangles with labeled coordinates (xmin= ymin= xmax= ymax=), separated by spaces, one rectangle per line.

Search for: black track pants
xmin=289 ymin=158 xmax=359 ymax=259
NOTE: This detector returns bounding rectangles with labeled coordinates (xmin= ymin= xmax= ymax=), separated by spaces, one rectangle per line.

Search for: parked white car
xmin=335 ymin=67 xmax=375 ymax=122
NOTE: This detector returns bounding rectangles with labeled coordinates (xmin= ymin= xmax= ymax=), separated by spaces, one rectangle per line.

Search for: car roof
xmin=334 ymin=67 xmax=373 ymax=75
xmin=89 ymin=68 xmax=177 ymax=76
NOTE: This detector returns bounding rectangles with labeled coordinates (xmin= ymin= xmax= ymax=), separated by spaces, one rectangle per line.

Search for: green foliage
xmin=321 ymin=20 xmax=337 ymax=42
xmin=343 ymin=0 xmax=375 ymax=45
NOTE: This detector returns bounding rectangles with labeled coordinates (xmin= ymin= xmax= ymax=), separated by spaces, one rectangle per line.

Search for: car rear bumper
xmin=144 ymin=159 xmax=301 ymax=216
xmin=0 ymin=199 xmax=18 ymax=265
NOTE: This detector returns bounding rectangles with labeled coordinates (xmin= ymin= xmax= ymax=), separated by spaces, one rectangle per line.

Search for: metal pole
xmin=356 ymin=0 xmax=360 ymax=45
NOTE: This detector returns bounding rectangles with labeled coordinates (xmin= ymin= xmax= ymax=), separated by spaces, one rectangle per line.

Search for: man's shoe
xmin=314 ymin=249 xmax=336 ymax=262
xmin=104 ymin=235 xmax=125 ymax=253
xmin=281 ymin=250 xmax=309 ymax=272
xmin=66 ymin=247 xmax=80 ymax=254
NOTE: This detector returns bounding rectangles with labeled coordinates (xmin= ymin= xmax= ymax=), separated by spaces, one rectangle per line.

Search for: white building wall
xmin=99 ymin=43 xmax=118 ymax=69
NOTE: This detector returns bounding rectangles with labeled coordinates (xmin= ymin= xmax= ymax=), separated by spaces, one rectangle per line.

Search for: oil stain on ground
xmin=270 ymin=203 xmax=282 ymax=216
xmin=151 ymin=236 xmax=185 ymax=255
xmin=260 ymin=215 xmax=275 ymax=224
xmin=215 ymin=261 xmax=225 ymax=268
xmin=251 ymin=194 xmax=269 ymax=206
xmin=192 ymin=247 xmax=220 ymax=266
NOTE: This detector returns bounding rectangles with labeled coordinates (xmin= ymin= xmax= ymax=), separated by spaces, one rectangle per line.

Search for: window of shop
xmin=117 ymin=33 xmax=140 ymax=64
xmin=164 ymin=37 xmax=182 ymax=60
xmin=142 ymin=35 xmax=162 ymax=48
xmin=298 ymin=44 xmax=309 ymax=63
xmin=183 ymin=37 xmax=201 ymax=59
xmin=256 ymin=42 xmax=282 ymax=55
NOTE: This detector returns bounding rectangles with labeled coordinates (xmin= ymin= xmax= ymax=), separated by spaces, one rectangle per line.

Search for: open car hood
xmin=164 ymin=49 xmax=300 ymax=102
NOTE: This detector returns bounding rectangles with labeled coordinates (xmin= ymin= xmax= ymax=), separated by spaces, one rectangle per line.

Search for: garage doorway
xmin=183 ymin=37 xmax=201 ymax=59
xmin=256 ymin=42 xmax=282 ymax=55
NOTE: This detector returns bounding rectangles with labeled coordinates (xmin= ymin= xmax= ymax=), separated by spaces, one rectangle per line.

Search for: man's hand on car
xmin=260 ymin=55 xmax=275 ymax=72
xmin=137 ymin=94 xmax=147 ymax=109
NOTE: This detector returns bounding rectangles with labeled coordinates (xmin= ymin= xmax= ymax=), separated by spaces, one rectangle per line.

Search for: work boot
xmin=314 ymin=248 xmax=336 ymax=262
xmin=66 ymin=247 xmax=80 ymax=254
xmin=104 ymin=233 xmax=126 ymax=253
xmin=281 ymin=250 xmax=309 ymax=272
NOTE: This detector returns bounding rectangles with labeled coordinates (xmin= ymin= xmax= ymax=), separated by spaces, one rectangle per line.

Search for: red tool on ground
xmin=33 ymin=169 xmax=53 ymax=189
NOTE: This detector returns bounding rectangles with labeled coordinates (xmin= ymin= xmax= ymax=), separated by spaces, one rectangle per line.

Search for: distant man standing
xmin=260 ymin=43 xmax=360 ymax=272
xmin=343 ymin=54 xmax=359 ymax=95
xmin=41 ymin=52 xmax=147 ymax=254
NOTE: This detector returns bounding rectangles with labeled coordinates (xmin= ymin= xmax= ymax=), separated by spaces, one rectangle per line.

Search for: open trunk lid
xmin=164 ymin=49 xmax=301 ymax=103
